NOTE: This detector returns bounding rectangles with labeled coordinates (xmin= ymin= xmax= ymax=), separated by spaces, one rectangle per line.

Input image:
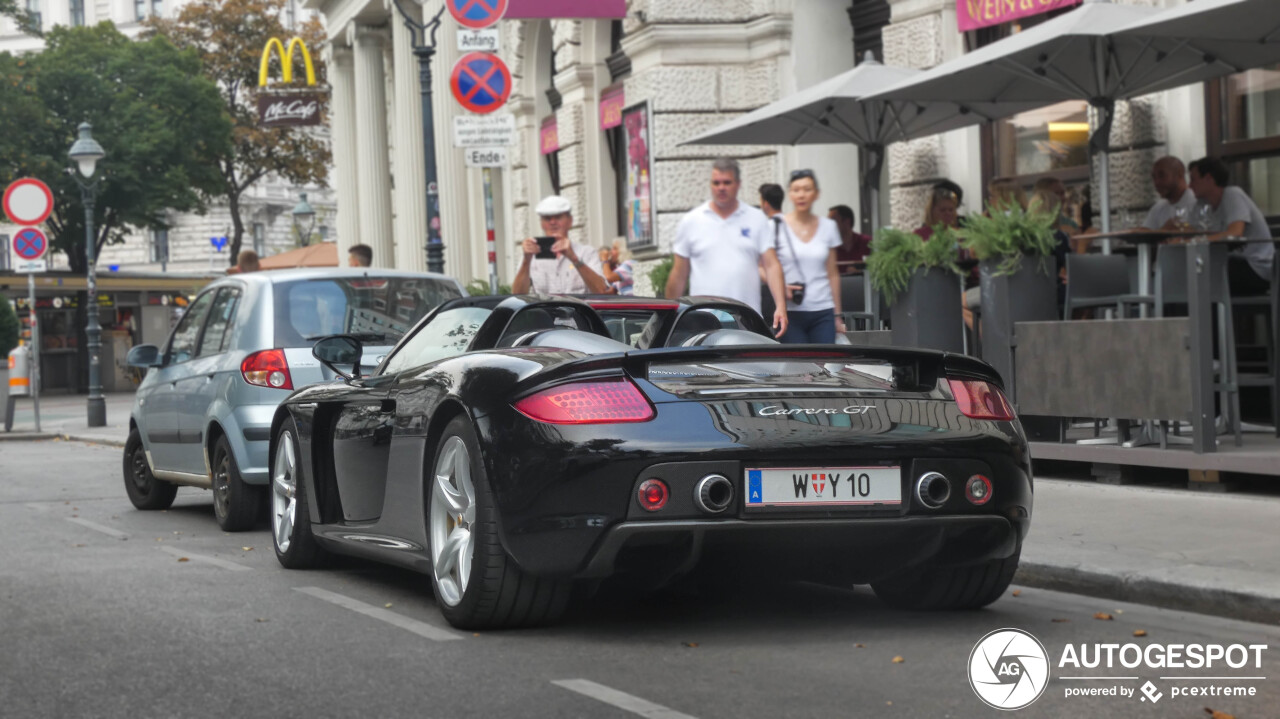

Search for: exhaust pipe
xmin=915 ymin=472 xmax=951 ymax=509
xmin=694 ymin=474 xmax=734 ymax=514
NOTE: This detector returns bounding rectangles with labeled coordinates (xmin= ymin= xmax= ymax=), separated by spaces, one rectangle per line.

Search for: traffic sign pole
xmin=483 ymin=167 xmax=498 ymax=293
xmin=27 ymin=273 xmax=40 ymax=433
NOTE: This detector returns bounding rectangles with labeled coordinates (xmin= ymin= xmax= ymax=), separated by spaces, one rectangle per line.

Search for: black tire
xmin=211 ymin=434 xmax=264 ymax=532
xmin=270 ymin=420 xmax=328 ymax=569
xmin=428 ymin=415 xmax=571 ymax=630
xmin=123 ymin=427 xmax=178 ymax=510
xmin=871 ymin=546 xmax=1021 ymax=611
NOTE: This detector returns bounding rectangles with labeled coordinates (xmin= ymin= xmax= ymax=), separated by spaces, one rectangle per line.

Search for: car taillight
xmin=514 ymin=379 xmax=654 ymax=424
xmin=947 ymin=378 xmax=1014 ymax=420
xmin=241 ymin=349 xmax=293 ymax=390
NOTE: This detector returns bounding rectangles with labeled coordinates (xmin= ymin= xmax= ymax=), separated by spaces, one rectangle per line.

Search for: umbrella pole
xmin=1100 ymin=150 xmax=1112 ymax=255
xmin=868 ymin=186 xmax=879 ymax=329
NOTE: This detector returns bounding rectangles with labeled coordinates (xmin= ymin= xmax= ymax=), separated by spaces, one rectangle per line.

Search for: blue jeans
xmin=780 ymin=309 xmax=836 ymax=344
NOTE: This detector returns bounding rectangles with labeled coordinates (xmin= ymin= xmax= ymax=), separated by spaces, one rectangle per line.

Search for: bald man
xmin=1142 ymin=156 xmax=1198 ymax=230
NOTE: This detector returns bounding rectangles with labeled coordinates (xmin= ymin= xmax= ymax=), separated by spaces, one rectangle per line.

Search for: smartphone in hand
xmin=535 ymin=236 xmax=557 ymax=260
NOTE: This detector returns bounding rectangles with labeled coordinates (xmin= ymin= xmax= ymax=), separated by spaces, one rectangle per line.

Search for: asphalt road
xmin=1 ymin=440 xmax=1276 ymax=719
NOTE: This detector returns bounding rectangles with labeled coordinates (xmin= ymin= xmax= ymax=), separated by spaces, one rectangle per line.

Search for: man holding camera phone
xmin=665 ymin=158 xmax=789 ymax=338
xmin=512 ymin=196 xmax=609 ymax=295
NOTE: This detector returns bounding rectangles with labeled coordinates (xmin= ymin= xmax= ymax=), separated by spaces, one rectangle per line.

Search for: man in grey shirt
xmin=1142 ymin=156 xmax=1198 ymax=230
xmin=1188 ymin=157 xmax=1274 ymax=296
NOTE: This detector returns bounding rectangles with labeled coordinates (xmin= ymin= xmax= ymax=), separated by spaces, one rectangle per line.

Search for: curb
xmin=0 ymin=432 xmax=126 ymax=448
xmin=63 ymin=434 xmax=128 ymax=448
xmin=1015 ymin=561 xmax=1280 ymax=626
xmin=0 ymin=432 xmax=59 ymax=442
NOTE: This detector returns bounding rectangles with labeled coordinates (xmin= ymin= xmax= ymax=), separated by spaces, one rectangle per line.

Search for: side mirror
xmin=313 ymin=335 xmax=363 ymax=380
xmin=126 ymin=344 xmax=162 ymax=368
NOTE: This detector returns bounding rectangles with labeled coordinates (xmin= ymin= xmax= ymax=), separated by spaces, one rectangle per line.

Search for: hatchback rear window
xmin=273 ymin=276 xmax=461 ymax=347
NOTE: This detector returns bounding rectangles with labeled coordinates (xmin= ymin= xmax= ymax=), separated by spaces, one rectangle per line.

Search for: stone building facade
xmin=0 ymin=0 xmax=337 ymax=274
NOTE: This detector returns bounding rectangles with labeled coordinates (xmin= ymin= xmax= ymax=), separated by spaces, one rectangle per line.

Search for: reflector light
xmin=514 ymin=379 xmax=654 ymax=424
xmin=947 ymin=379 xmax=1015 ymax=420
xmin=637 ymin=479 xmax=669 ymax=512
xmin=966 ymin=474 xmax=993 ymax=506
xmin=241 ymin=349 xmax=293 ymax=390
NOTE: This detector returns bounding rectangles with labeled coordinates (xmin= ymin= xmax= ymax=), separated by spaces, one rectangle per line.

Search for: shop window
xmin=992 ymin=100 xmax=1091 ymax=179
xmin=1208 ymin=64 xmax=1280 ymax=224
xmin=253 ymin=222 xmax=266 ymax=255
xmin=149 ymin=228 xmax=169 ymax=264
xmin=69 ymin=0 xmax=83 ymax=26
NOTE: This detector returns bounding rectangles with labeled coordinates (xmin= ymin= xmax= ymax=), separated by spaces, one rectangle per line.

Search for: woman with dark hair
xmin=772 ymin=169 xmax=844 ymax=344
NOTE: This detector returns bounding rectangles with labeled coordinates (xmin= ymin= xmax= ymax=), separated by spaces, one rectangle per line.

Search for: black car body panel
xmin=270 ymin=294 xmax=1032 ymax=586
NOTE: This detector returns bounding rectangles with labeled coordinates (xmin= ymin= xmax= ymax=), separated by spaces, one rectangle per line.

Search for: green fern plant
xmin=866 ymin=226 xmax=963 ymax=306
xmin=466 ymin=279 xmax=512 ymax=296
xmin=958 ymin=200 xmax=1057 ymax=277
xmin=647 ymin=255 xmax=675 ymax=297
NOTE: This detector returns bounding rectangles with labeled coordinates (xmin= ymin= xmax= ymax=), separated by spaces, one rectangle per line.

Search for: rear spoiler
xmin=512 ymin=344 xmax=1005 ymax=395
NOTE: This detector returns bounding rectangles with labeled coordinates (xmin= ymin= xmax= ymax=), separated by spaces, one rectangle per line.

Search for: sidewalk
xmin=1 ymin=404 xmax=1276 ymax=624
xmin=1018 ymin=477 xmax=1280 ymax=624
xmin=0 ymin=391 xmax=134 ymax=447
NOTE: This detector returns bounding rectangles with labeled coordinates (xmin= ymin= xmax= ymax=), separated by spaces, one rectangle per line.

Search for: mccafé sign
xmin=257 ymin=36 xmax=323 ymax=128
xmin=957 ymin=0 xmax=1081 ymax=32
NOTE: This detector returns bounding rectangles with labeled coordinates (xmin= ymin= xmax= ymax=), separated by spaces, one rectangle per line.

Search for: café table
xmin=1073 ymin=228 xmax=1207 ymax=319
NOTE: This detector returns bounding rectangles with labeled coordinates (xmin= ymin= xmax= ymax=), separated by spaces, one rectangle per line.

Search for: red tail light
xmin=241 ymin=349 xmax=293 ymax=390
xmin=948 ymin=379 xmax=1014 ymax=420
xmin=514 ymin=379 xmax=654 ymax=424
xmin=637 ymin=479 xmax=669 ymax=512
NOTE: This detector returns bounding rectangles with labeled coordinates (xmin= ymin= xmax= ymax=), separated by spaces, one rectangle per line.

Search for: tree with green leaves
xmin=0 ymin=0 xmax=39 ymax=36
xmin=147 ymin=0 xmax=331 ymax=267
xmin=0 ymin=24 xmax=232 ymax=273
xmin=0 ymin=296 xmax=18 ymax=361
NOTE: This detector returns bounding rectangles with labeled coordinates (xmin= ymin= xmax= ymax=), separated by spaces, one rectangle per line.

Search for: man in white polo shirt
xmin=665 ymin=158 xmax=789 ymax=337
xmin=512 ymin=195 xmax=608 ymax=295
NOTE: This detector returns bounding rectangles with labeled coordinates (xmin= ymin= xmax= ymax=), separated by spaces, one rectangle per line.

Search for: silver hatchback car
xmin=122 ymin=268 xmax=464 ymax=530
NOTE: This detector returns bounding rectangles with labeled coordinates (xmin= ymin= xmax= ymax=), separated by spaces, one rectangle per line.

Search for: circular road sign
xmin=3 ymin=178 xmax=54 ymax=226
xmin=447 ymin=0 xmax=508 ymax=30
xmin=450 ymin=52 xmax=512 ymax=115
xmin=12 ymin=226 xmax=49 ymax=262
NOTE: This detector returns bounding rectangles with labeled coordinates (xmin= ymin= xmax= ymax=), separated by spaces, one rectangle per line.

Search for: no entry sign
xmin=3 ymin=178 xmax=54 ymax=226
xmin=13 ymin=226 xmax=48 ymax=262
xmin=447 ymin=0 xmax=508 ymax=30
xmin=450 ymin=52 xmax=512 ymax=114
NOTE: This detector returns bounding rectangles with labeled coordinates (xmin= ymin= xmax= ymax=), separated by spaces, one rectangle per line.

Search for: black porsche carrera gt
xmin=267 ymin=295 xmax=1032 ymax=629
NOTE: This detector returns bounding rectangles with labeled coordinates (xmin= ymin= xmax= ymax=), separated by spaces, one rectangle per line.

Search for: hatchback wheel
xmin=123 ymin=427 xmax=178 ymax=510
xmin=211 ymin=434 xmax=264 ymax=532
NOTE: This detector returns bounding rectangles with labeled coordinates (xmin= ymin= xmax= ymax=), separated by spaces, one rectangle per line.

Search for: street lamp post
xmin=390 ymin=0 xmax=447 ymax=274
xmin=68 ymin=122 xmax=106 ymax=428
xmin=291 ymin=192 xmax=317 ymax=246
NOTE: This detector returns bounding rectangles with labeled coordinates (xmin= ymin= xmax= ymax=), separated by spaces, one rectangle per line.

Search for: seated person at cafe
xmin=1142 ymin=156 xmax=1198 ymax=230
xmin=1033 ymin=177 xmax=1080 ymax=237
xmin=1029 ymin=188 xmax=1075 ymax=311
xmin=828 ymin=204 xmax=871 ymax=271
xmin=1187 ymin=157 xmax=1274 ymax=296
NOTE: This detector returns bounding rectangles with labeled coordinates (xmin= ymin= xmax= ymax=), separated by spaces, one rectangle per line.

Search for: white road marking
xmin=552 ymin=679 xmax=699 ymax=719
xmin=65 ymin=517 xmax=128 ymax=539
xmin=293 ymin=587 xmax=463 ymax=642
xmin=158 ymin=545 xmax=252 ymax=572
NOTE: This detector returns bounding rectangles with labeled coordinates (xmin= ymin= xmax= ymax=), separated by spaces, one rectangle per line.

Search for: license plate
xmin=744 ymin=466 xmax=901 ymax=508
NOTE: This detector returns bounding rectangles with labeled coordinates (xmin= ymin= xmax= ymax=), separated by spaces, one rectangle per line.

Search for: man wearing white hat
xmin=512 ymin=196 xmax=608 ymax=295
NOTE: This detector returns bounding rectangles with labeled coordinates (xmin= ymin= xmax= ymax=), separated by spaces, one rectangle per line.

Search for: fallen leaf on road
xmin=1115 ymin=609 xmax=1124 ymax=615
xmin=473 ymin=633 xmax=480 ymax=637
xmin=1051 ymin=618 xmax=1070 ymax=623
xmin=173 ymin=531 xmax=182 ymax=535
xmin=886 ymin=701 xmax=893 ymax=706
xmin=1204 ymin=709 xmax=1236 ymax=719
xmin=242 ymin=547 xmax=253 ymax=551
xmin=1133 ymin=630 xmax=1148 ymax=637
xmin=71 ymin=515 xmax=78 ymax=518
xmin=1011 ymin=590 xmax=1021 ymax=597
xmin=683 ymin=642 xmax=699 ymax=648
xmin=72 ymin=544 xmax=85 ymax=548
xmin=855 ymin=643 xmax=865 ymax=648
xmin=73 ymin=507 xmax=78 ymax=511
xmin=155 ymin=538 xmax=163 ymax=542
xmin=177 ymin=557 xmax=189 ymax=563
xmin=1094 ymin=613 xmax=1114 ymax=621
xmin=384 ymin=603 xmax=393 ymax=608
xmin=892 ymin=656 xmax=905 ymax=664
xmin=255 ymin=618 xmax=269 ymax=623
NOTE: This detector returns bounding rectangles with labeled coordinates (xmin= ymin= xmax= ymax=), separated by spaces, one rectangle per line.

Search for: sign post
xmin=6 ymin=220 xmax=49 ymax=433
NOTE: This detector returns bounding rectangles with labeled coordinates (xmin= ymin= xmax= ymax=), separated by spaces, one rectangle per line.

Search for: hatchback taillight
xmin=241 ymin=349 xmax=293 ymax=390
xmin=947 ymin=379 xmax=1014 ymax=420
xmin=514 ymin=379 xmax=654 ymax=424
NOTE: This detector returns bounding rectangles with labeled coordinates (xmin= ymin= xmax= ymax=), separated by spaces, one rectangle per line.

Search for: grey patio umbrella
xmin=1116 ymin=0 xmax=1280 ymax=43
xmin=683 ymin=54 xmax=1043 ymax=234
xmin=864 ymin=0 xmax=1280 ymax=237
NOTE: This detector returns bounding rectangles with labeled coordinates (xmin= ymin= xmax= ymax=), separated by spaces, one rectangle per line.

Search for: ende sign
xmin=258 ymin=95 xmax=322 ymax=127
xmin=957 ymin=0 xmax=1082 ymax=32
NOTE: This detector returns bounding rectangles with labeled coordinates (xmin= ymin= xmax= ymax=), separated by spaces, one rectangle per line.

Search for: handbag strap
xmin=773 ymin=216 xmax=808 ymax=285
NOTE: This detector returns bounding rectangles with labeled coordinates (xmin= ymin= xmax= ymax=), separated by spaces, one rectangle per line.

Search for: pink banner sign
xmin=507 ymin=0 xmax=625 ymax=19
xmin=957 ymin=0 xmax=1081 ymax=33
xmin=540 ymin=116 xmax=559 ymax=155
xmin=600 ymin=85 xmax=625 ymax=130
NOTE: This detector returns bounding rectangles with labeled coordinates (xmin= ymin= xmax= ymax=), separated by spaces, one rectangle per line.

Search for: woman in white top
xmin=773 ymin=169 xmax=844 ymax=344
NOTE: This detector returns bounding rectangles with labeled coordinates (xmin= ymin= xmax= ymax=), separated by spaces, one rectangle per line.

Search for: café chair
xmin=1064 ymin=254 xmax=1152 ymax=320
xmin=837 ymin=274 xmax=879 ymax=331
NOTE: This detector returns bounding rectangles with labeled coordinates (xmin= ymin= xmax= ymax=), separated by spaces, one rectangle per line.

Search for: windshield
xmin=273 ymin=276 xmax=461 ymax=347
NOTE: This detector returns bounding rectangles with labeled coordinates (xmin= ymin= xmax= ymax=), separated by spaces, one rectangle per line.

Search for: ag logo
xmin=968 ymin=628 xmax=1050 ymax=710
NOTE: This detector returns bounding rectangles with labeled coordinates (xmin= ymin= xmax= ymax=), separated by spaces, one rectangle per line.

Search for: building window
xmin=1208 ymin=64 xmax=1280 ymax=224
xmin=0 ymin=235 xmax=10 ymax=272
xmin=135 ymin=0 xmax=160 ymax=20
xmin=149 ymin=228 xmax=169 ymax=264
xmin=252 ymin=223 xmax=266 ymax=255
xmin=25 ymin=0 xmax=41 ymax=31
xmin=69 ymin=0 xmax=83 ymax=26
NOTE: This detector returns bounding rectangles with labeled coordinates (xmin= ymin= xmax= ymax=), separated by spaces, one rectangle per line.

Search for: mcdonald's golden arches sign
xmin=257 ymin=36 xmax=322 ymax=127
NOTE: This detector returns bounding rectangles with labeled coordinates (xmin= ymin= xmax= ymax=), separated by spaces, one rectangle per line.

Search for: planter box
xmin=979 ymin=257 xmax=1058 ymax=402
xmin=889 ymin=268 xmax=964 ymax=353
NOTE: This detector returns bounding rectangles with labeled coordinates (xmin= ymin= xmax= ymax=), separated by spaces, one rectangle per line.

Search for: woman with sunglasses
xmin=770 ymin=169 xmax=844 ymax=344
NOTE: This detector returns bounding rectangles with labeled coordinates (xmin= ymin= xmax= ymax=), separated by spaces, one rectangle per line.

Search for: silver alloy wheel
xmin=212 ymin=450 xmax=231 ymax=519
xmin=272 ymin=432 xmax=298 ymax=553
xmin=430 ymin=436 xmax=477 ymax=607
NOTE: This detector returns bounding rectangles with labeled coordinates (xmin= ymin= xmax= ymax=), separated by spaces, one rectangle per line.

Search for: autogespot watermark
xmin=968 ymin=629 xmax=1269 ymax=710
